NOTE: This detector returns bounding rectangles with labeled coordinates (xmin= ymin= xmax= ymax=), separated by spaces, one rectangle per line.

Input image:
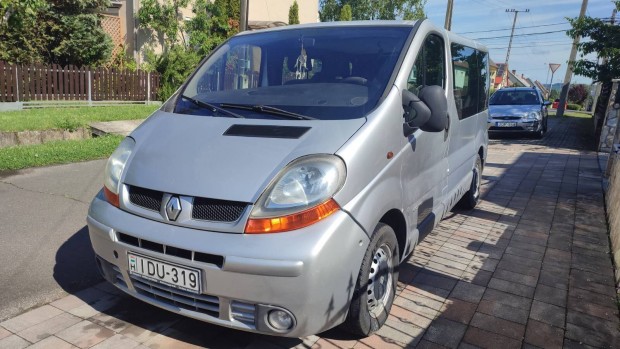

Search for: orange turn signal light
xmin=103 ymin=186 xmax=120 ymax=208
xmin=245 ymin=199 xmax=340 ymax=234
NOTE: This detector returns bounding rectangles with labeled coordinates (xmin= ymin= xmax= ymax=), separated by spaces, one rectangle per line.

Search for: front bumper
xmin=87 ymin=190 xmax=369 ymax=337
xmin=487 ymin=119 xmax=541 ymax=133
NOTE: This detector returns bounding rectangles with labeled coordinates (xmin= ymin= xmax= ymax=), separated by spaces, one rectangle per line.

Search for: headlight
xmin=527 ymin=112 xmax=541 ymax=120
xmin=103 ymin=137 xmax=135 ymax=207
xmin=245 ymin=155 xmax=346 ymax=233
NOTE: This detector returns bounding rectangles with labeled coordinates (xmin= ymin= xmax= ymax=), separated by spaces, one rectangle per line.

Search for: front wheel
xmin=342 ymin=223 xmax=399 ymax=337
xmin=457 ymin=156 xmax=482 ymax=209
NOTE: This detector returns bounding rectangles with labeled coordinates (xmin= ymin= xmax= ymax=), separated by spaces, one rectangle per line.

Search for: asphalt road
xmin=0 ymin=160 xmax=107 ymax=321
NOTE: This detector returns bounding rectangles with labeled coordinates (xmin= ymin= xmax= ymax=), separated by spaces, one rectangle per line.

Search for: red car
xmin=552 ymin=99 xmax=567 ymax=109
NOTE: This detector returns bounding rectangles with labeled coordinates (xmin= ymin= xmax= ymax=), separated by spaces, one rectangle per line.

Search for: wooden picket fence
xmin=0 ymin=61 xmax=161 ymax=103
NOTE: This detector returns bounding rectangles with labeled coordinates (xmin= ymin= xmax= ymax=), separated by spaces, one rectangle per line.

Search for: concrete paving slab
xmin=89 ymin=120 xmax=144 ymax=137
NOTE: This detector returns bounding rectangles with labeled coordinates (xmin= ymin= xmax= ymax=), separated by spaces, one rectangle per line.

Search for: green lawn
xmin=0 ymin=105 xmax=159 ymax=132
xmin=0 ymin=135 xmax=123 ymax=171
xmin=549 ymin=110 xmax=592 ymax=118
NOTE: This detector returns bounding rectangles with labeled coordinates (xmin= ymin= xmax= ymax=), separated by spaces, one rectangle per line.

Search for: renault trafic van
xmin=87 ymin=20 xmax=489 ymax=337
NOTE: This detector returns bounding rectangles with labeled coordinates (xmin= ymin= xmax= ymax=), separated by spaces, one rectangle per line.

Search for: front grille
xmin=492 ymin=116 xmax=521 ymax=120
xmin=130 ymin=275 xmax=220 ymax=317
xmin=111 ymin=264 xmax=127 ymax=289
xmin=127 ymin=185 xmax=247 ymax=223
xmin=192 ymin=197 xmax=247 ymax=222
xmin=231 ymin=301 xmax=256 ymax=326
xmin=118 ymin=232 xmax=224 ymax=268
xmin=129 ymin=186 xmax=163 ymax=211
xmin=489 ymin=126 xmax=524 ymax=131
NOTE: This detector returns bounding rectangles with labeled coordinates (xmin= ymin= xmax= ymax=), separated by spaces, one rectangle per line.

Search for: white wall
xmin=249 ymin=0 xmax=319 ymax=24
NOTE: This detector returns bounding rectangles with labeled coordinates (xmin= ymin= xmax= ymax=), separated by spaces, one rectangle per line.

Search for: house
xmin=489 ymin=59 xmax=498 ymax=89
xmin=101 ymin=0 xmax=319 ymax=64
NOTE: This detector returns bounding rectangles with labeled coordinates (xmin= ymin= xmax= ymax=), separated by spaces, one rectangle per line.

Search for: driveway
xmin=0 ymin=115 xmax=618 ymax=348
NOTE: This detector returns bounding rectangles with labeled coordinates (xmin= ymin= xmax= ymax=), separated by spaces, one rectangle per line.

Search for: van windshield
xmin=177 ymin=26 xmax=412 ymax=120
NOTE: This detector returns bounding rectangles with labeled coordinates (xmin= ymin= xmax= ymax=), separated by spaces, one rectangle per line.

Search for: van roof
xmin=236 ymin=19 xmax=488 ymax=53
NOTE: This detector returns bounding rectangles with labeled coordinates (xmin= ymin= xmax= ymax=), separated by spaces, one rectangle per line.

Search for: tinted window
xmin=407 ymin=34 xmax=445 ymax=95
xmin=451 ymin=44 xmax=489 ymax=119
xmin=179 ymin=27 xmax=412 ymax=120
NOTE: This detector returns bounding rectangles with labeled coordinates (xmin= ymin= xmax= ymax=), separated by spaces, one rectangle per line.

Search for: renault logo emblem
xmin=165 ymin=196 xmax=182 ymax=221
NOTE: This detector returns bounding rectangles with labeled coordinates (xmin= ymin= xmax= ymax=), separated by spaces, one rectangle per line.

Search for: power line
xmin=458 ymin=21 xmax=568 ymax=34
xmin=474 ymin=29 xmax=567 ymax=40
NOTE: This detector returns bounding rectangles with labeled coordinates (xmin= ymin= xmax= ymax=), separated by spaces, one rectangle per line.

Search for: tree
xmin=319 ymin=0 xmax=427 ymax=21
xmin=568 ymin=84 xmax=589 ymax=105
xmin=339 ymin=4 xmax=352 ymax=21
xmin=289 ymin=0 xmax=300 ymax=25
xmin=0 ymin=0 xmax=48 ymax=63
xmin=566 ymin=0 xmax=620 ymax=137
xmin=0 ymin=0 xmax=113 ymax=66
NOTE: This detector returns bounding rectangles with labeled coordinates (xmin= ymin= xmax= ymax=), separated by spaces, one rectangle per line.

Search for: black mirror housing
xmin=418 ymin=85 xmax=448 ymax=132
xmin=402 ymin=89 xmax=431 ymax=127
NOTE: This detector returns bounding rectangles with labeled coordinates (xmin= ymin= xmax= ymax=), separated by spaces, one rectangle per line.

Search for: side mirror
xmin=402 ymin=89 xmax=431 ymax=128
xmin=543 ymin=100 xmax=551 ymax=106
xmin=418 ymin=85 xmax=448 ymax=132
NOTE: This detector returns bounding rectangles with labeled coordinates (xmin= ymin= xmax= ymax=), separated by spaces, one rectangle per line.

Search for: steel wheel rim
xmin=367 ymin=243 xmax=393 ymax=317
xmin=472 ymin=164 xmax=481 ymax=200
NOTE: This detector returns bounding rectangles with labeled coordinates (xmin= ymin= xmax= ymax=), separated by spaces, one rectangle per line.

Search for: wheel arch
xmin=378 ymin=209 xmax=407 ymax=261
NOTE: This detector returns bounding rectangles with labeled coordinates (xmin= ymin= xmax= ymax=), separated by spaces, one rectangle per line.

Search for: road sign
xmin=549 ymin=63 xmax=561 ymax=73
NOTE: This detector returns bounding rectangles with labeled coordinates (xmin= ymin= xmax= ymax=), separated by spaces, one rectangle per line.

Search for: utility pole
xmin=240 ymin=0 xmax=249 ymax=32
xmin=556 ymin=0 xmax=588 ymax=117
xmin=444 ymin=0 xmax=454 ymax=30
xmin=503 ymin=9 xmax=529 ymax=87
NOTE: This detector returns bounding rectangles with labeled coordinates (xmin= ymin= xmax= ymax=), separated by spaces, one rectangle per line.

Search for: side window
xmin=451 ymin=44 xmax=489 ymax=119
xmin=407 ymin=34 xmax=445 ymax=95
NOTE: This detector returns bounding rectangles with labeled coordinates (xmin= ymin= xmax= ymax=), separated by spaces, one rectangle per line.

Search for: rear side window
xmin=451 ymin=44 xmax=489 ymax=119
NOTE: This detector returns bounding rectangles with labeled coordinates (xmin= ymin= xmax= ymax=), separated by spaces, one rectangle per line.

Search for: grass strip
xmin=0 ymin=105 xmax=158 ymax=132
xmin=0 ymin=135 xmax=123 ymax=171
xmin=549 ymin=110 xmax=592 ymax=118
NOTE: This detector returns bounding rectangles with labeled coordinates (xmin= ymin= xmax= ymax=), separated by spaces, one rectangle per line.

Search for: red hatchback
xmin=552 ymin=99 xmax=567 ymax=109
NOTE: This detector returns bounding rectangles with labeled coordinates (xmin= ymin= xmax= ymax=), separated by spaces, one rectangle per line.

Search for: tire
xmin=342 ymin=223 xmax=399 ymax=337
xmin=457 ymin=156 xmax=482 ymax=209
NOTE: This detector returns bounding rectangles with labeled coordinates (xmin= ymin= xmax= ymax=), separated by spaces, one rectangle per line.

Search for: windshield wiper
xmin=180 ymin=95 xmax=245 ymax=118
xmin=219 ymin=103 xmax=315 ymax=120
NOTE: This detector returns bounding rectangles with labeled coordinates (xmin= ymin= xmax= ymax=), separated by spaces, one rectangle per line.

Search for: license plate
xmin=128 ymin=253 xmax=202 ymax=294
xmin=496 ymin=122 xmax=517 ymax=127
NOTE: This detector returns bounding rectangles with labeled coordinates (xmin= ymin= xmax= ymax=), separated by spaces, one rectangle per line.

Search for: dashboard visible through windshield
xmin=177 ymin=26 xmax=412 ymax=120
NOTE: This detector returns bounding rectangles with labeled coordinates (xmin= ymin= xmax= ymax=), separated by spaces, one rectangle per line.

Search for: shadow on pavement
xmin=53 ymin=225 xmax=103 ymax=293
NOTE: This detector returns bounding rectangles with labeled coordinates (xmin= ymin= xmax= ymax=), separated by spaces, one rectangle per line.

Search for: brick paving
xmin=1 ymin=116 xmax=619 ymax=349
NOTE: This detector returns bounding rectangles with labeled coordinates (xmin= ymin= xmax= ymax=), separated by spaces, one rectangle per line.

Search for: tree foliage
xmin=289 ymin=0 xmax=300 ymax=24
xmin=566 ymin=1 xmax=619 ymax=137
xmin=339 ymin=4 xmax=352 ymax=21
xmin=137 ymin=0 xmax=240 ymax=100
xmin=320 ymin=0 xmax=427 ymax=21
xmin=567 ymin=1 xmax=620 ymax=83
xmin=568 ymin=84 xmax=589 ymax=105
xmin=0 ymin=0 xmax=113 ymax=66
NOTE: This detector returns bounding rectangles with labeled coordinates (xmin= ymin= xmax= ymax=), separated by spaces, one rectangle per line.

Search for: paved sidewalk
xmin=1 ymin=116 xmax=618 ymax=349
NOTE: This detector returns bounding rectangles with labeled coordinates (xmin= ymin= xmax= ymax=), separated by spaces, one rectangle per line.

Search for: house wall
xmin=122 ymin=0 xmax=319 ymax=63
xmin=249 ymin=0 xmax=319 ymax=24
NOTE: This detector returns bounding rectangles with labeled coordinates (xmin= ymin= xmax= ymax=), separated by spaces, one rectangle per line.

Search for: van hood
xmin=488 ymin=104 xmax=540 ymax=117
xmin=123 ymin=111 xmax=365 ymax=203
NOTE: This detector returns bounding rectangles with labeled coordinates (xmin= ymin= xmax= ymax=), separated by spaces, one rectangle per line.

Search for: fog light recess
xmin=267 ymin=309 xmax=293 ymax=331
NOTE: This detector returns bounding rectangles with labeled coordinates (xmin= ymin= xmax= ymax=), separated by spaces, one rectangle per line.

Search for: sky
xmin=424 ymin=0 xmax=615 ymax=85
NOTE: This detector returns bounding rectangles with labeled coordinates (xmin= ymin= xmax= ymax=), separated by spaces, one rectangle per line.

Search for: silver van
xmin=87 ymin=20 xmax=489 ymax=337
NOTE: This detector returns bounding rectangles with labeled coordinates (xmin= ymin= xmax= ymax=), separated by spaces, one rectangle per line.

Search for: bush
xmin=567 ymin=103 xmax=582 ymax=111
